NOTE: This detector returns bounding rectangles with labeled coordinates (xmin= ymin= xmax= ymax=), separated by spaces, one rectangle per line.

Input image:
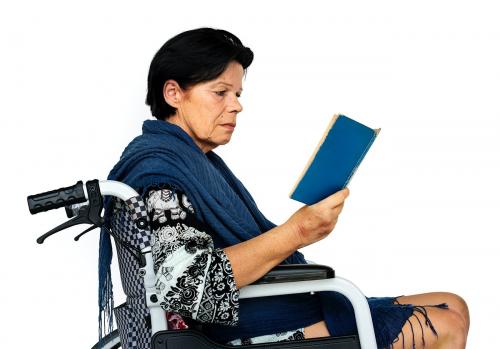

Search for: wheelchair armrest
xmin=250 ymin=264 xmax=335 ymax=285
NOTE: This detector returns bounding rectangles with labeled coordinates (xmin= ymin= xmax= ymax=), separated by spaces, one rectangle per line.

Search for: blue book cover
xmin=289 ymin=114 xmax=381 ymax=205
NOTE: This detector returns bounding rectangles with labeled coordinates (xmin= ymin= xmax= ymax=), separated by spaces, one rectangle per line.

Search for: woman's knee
xmin=440 ymin=292 xmax=470 ymax=332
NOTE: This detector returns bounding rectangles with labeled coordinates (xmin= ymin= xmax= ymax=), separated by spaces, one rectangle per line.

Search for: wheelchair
xmin=27 ymin=179 xmax=378 ymax=349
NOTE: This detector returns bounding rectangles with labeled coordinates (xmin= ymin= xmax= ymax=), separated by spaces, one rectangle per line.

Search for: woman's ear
xmin=163 ymin=80 xmax=182 ymax=108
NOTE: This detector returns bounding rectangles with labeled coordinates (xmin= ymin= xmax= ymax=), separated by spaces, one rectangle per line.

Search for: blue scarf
xmin=98 ymin=119 xmax=323 ymax=342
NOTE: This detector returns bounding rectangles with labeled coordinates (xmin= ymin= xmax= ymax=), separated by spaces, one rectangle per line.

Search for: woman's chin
xmin=219 ymin=135 xmax=233 ymax=144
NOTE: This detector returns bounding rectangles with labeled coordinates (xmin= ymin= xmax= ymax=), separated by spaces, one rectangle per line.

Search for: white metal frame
xmin=95 ymin=180 xmax=377 ymax=349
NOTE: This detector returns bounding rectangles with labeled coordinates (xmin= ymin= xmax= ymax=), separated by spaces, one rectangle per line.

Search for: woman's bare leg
xmin=395 ymin=292 xmax=469 ymax=333
xmin=389 ymin=292 xmax=469 ymax=349
xmin=304 ymin=320 xmax=330 ymax=338
xmin=304 ymin=292 xmax=469 ymax=349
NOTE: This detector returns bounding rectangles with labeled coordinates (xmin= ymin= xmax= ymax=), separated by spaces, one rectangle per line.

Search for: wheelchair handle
xmin=27 ymin=180 xmax=87 ymax=214
xmin=27 ymin=180 xmax=142 ymax=215
xmin=27 ymin=180 xmax=145 ymax=244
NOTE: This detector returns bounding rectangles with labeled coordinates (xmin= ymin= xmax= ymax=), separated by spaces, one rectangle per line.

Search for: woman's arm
xmin=223 ymin=223 xmax=300 ymax=289
xmin=224 ymin=188 xmax=350 ymax=289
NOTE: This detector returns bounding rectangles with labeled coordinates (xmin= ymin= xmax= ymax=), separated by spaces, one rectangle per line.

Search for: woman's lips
xmin=222 ymin=124 xmax=235 ymax=131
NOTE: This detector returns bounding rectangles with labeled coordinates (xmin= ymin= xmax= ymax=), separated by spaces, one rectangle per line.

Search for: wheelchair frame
xmin=28 ymin=180 xmax=378 ymax=349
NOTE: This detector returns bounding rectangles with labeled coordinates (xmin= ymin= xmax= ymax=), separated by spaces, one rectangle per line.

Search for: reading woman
xmin=104 ymin=27 xmax=469 ymax=348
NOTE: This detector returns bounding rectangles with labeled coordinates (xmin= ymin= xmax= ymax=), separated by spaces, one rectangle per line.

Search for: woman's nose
xmin=229 ymin=93 xmax=243 ymax=113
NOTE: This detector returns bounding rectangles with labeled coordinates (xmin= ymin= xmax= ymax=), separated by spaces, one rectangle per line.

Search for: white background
xmin=1 ymin=0 xmax=498 ymax=347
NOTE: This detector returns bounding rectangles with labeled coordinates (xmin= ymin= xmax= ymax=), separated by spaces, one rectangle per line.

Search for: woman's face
xmin=163 ymin=61 xmax=244 ymax=153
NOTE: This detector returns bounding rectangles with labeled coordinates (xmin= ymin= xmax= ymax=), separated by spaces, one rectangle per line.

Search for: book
xmin=289 ymin=114 xmax=381 ymax=205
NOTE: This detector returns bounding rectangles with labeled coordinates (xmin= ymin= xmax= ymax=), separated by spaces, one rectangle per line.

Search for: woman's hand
xmin=285 ymin=188 xmax=350 ymax=249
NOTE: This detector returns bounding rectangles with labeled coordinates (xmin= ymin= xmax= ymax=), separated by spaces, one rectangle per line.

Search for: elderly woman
xmin=103 ymin=27 xmax=469 ymax=349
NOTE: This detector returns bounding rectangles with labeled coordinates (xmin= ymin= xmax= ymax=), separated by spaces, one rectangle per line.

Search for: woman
xmin=104 ymin=27 xmax=469 ymax=348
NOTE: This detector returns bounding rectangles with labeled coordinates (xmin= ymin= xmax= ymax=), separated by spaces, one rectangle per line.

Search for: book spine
xmin=342 ymin=129 xmax=378 ymax=188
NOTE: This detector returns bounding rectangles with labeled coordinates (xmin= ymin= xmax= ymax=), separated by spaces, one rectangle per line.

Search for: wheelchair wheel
xmin=90 ymin=330 xmax=121 ymax=349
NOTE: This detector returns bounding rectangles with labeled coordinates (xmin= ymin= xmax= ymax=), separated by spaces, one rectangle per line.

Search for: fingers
xmin=335 ymin=201 xmax=345 ymax=215
xmin=344 ymin=187 xmax=350 ymax=198
xmin=317 ymin=188 xmax=350 ymax=208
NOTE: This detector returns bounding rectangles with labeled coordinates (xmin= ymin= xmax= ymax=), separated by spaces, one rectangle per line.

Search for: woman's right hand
xmin=285 ymin=188 xmax=350 ymax=249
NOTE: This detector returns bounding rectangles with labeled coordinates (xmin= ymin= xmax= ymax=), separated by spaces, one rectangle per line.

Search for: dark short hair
xmin=146 ymin=27 xmax=254 ymax=120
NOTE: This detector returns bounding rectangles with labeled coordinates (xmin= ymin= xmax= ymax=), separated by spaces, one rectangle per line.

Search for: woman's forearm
xmin=222 ymin=223 xmax=301 ymax=289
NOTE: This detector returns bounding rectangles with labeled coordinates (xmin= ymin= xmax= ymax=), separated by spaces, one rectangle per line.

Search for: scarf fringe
xmin=98 ymin=225 xmax=114 ymax=347
xmin=388 ymin=302 xmax=449 ymax=349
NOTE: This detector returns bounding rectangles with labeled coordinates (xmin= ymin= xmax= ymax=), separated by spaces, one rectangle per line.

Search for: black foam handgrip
xmin=27 ymin=181 xmax=87 ymax=214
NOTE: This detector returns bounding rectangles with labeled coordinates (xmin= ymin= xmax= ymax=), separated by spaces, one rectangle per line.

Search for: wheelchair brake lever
xmin=36 ymin=212 xmax=97 ymax=244
xmin=74 ymin=223 xmax=101 ymax=241
xmin=36 ymin=180 xmax=104 ymax=244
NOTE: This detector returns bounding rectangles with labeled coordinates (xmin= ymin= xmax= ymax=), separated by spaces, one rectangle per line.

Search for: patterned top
xmin=144 ymin=184 xmax=305 ymax=345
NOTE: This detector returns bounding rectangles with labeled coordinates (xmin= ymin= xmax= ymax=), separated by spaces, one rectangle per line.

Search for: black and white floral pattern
xmin=145 ymin=184 xmax=305 ymax=345
xmin=145 ymin=185 xmax=239 ymax=326
xmin=196 ymin=248 xmax=239 ymax=324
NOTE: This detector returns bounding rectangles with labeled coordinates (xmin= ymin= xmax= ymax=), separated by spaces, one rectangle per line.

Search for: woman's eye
xmin=214 ymin=90 xmax=242 ymax=98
